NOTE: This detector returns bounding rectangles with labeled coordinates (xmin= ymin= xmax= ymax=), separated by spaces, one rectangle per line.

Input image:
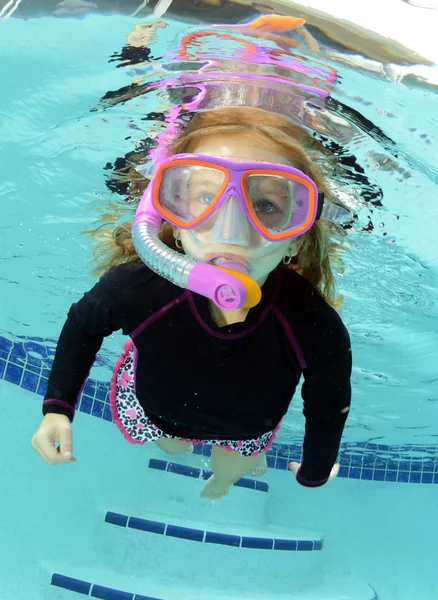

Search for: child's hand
xmin=31 ymin=414 xmax=77 ymax=465
xmin=289 ymin=462 xmax=339 ymax=486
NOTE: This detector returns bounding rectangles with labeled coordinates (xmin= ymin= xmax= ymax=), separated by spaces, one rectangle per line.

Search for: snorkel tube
xmin=132 ymin=183 xmax=262 ymax=310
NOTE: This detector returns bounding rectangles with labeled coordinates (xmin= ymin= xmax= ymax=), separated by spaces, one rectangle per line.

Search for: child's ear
xmin=288 ymin=239 xmax=298 ymax=257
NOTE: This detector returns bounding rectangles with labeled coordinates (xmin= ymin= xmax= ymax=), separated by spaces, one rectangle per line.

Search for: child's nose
xmin=210 ymin=194 xmax=252 ymax=246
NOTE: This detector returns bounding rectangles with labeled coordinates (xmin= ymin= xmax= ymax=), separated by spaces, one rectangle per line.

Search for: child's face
xmin=177 ymin=133 xmax=297 ymax=286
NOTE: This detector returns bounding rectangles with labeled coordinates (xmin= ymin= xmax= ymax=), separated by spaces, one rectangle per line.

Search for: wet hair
xmin=88 ymin=106 xmax=348 ymax=306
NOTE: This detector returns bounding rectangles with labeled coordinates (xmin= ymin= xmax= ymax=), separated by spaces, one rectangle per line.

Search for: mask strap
xmin=319 ymin=195 xmax=351 ymax=224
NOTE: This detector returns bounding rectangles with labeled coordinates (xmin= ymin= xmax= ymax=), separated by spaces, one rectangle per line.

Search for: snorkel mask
xmin=132 ymin=153 xmax=349 ymax=309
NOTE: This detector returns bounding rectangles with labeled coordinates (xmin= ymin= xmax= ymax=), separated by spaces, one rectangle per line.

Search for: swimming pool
xmin=1 ymin=3 xmax=437 ymax=599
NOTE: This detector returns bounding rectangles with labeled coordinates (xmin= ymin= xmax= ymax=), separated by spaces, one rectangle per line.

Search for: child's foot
xmin=200 ymin=475 xmax=231 ymax=500
xmin=251 ymin=453 xmax=267 ymax=476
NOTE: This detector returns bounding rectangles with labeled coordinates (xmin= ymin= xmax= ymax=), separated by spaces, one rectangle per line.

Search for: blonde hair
xmin=88 ymin=106 xmax=347 ymax=306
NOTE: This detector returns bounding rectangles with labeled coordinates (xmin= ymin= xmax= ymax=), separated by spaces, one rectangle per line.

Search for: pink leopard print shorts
xmin=110 ymin=341 xmax=280 ymax=457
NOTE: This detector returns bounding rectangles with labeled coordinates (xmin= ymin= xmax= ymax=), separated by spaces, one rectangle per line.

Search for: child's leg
xmin=154 ymin=437 xmax=194 ymax=455
xmin=201 ymin=446 xmax=265 ymax=500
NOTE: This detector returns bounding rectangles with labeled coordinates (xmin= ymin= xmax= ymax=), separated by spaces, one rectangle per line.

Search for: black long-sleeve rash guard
xmin=43 ymin=262 xmax=352 ymax=487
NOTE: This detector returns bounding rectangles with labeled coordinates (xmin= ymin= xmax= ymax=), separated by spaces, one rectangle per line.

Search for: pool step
xmin=148 ymin=458 xmax=269 ymax=492
xmin=85 ymin=504 xmax=325 ymax=594
xmin=49 ymin=570 xmax=378 ymax=600
xmin=126 ymin=457 xmax=271 ymax=528
xmin=105 ymin=509 xmax=323 ymax=551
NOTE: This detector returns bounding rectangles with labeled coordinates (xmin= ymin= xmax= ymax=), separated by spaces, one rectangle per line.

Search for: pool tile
xmin=0 ymin=358 xmax=6 ymax=379
xmin=374 ymin=459 xmax=387 ymax=469
xmin=339 ymin=465 xmax=349 ymax=478
xmin=234 ymin=478 xmax=255 ymax=490
xmin=297 ymin=540 xmax=314 ymax=551
xmin=167 ymin=462 xmax=200 ymax=478
xmin=79 ymin=396 xmax=92 ymax=414
xmin=149 ymin=459 xmax=167 ymax=471
xmin=91 ymin=584 xmax=133 ymax=599
xmin=21 ymin=371 xmax=39 ymax=393
xmin=410 ymin=462 xmax=422 ymax=472
xmin=361 ymin=469 xmax=374 ymax=481
xmin=276 ymin=446 xmax=291 ymax=458
xmin=398 ymin=461 xmax=411 ymax=471
xmin=92 ymin=400 xmax=104 ymax=418
xmin=0 ymin=336 xmax=13 ymax=353
xmin=385 ymin=470 xmax=398 ymax=482
xmin=275 ymin=457 xmax=288 ymax=471
xmin=24 ymin=354 xmax=43 ymax=369
xmin=397 ymin=471 xmax=410 ymax=483
xmin=134 ymin=594 xmax=164 ymax=600
xmin=205 ymin=531 xmax=241 ymax=547
xmin=51 ymin=574 xmax=91 ymax=595
xmin=105 ymin=512 xmax=128 ymax=527
xmin=255 ymin=481 xmax=269 ymax=492
xmin=241 ymin=537 xmax=273 ymax=549
xmin=37 ymin=376 xmax=48 ymax=396
xmin=103 ymin=404 xmax=113 ymax=421
xmin=409 ymin=471 xmax=421 ymax=484
xmin=373 ymin=470 xmax=386 ymax=482
xmin=273 ymin=539 xmax=297 ymax=551
xmin=10 ymin=342 xmax=26 ymax=358
xmin=266 ymin=455 xmax=276 ymax=468
xmin=96 ymin=383 xmax=108 ymax=401
xmin=83 ymin=380 xmax=96 ymax=396
xmin=128 ymin=517 xmax=166 ymax=535
xmin=349 ymin=467 xmax=361 ymax=480
xmin=166 ymin=524 xmax=204 ymax=542
xmin=5 ymin=363 xmax=23 ymax=385
xmin=422 ymin=472 xmax=433 ymax=484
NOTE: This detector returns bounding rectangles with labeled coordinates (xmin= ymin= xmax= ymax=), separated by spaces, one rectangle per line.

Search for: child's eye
xmin=253 ymin=200 xmax=279 ymax=214
xmin=197 ymin=192 xmax=215 ymax=205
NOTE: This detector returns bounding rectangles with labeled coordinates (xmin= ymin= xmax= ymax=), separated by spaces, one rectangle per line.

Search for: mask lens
xmin=246 ymin=174 xmax=310 ymax=235
xmin=158 ymin=165 xmax=226 ymax=224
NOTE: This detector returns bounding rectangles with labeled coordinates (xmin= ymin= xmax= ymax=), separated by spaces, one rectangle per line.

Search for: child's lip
xmin=205 ymin=252 xmax=249 ymax=269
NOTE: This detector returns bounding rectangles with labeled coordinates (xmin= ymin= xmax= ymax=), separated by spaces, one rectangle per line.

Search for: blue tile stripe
xmin=149 ymin=459 xmax=269 ymax=492
xmin=51 ymin=573 xmax=163 ymax=599
xmin=50 ymin=573 xmax=376 ymax=599
xmin=105 ymin=511 xmax=323 ymax=551
xmin=2 ymin=334 xmax=438 ymax=485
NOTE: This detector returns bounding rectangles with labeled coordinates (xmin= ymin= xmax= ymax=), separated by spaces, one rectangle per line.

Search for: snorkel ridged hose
xmin=132 ymin=219 xmax=194 ymax=288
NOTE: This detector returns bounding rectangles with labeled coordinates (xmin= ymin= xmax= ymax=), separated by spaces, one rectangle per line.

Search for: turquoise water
xmin=1 ymin=11 xmax=438 ymax=600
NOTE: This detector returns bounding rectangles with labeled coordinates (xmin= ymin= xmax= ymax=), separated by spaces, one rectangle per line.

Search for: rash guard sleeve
xmin=42 ymin=267 xmax=127 ymax=421
xmin=296 ymin=328 xmax=352 ymax=488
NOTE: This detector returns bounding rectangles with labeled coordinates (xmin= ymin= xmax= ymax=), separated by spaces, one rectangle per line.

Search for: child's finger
xmin=288 ymin=461 xmax=300 ymax=474
xmin=330 ymin=463 xmax=340 ymax=479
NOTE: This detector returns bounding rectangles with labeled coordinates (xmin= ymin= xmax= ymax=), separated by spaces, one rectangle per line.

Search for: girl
xmin=31 ymin=106 xmax=352 ymax=500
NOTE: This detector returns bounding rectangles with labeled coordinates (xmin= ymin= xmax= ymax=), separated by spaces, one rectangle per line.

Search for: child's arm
xmin=42 ymin=267 xmax=126 ymax=422
xmin=295 ymin=330 xmax=352 ymax=488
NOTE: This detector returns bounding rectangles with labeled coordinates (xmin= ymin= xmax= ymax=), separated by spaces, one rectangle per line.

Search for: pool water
xmin=1 ymin=7 xmax=437 ymax=600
